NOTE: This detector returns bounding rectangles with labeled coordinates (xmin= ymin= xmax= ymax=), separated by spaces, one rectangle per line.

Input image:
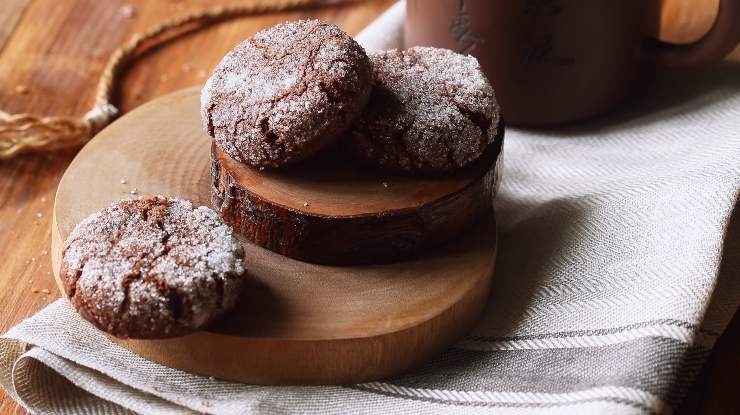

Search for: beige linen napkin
xmin=2 ymin=2 xmax=739 ymax=414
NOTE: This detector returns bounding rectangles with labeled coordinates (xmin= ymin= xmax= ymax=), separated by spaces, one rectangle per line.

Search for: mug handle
xmin=645 ymin=0 xmax=740 ymax=67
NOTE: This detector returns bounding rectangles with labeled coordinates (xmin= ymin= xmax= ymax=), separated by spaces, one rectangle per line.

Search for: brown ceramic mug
xmin=405 ymin=0 xmax=740 ymax=126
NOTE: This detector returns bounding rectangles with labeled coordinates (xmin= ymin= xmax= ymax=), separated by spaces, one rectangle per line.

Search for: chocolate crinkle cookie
xmin=348 ymin=47 xmax=501 ymax=174
xmin=201 ymin=19 xmax=372 ymax=168
xmin=61 ymin=196 xmax=246 ymax=339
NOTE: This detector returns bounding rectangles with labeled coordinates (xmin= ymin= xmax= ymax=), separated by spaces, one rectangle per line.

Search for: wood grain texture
xmin=0 ymin=0 xmax=30 ymax=54
xmin=49 ymin=87 xmax=497 ymax=384
xmin=0 ymin=0 xmax=736 ymax=412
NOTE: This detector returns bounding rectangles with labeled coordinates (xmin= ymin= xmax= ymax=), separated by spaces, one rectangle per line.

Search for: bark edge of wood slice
xmin=211 ymin=122 xmax=504 ymax=265
xmin=50 ymin=87 xmax=499 ymax=385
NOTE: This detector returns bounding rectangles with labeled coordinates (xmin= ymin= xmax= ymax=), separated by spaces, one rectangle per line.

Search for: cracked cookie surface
xmin=348 ymin=47 xmax=500 ymax=174
xmin=200 ymin=19 xmax=372 ymax=168
xmin=61 ymin=196 xmax=246 ymax=339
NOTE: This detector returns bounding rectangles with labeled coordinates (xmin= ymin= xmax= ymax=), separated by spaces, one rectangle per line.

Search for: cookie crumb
xmin=15 ymin=85 xmax=29 ymax=94
xmin=119 ymin=4 xmax=136 ymax=19
xmin=130 ymin=188 xmax=138 ymax=195
xmin=40 ymin=197 xmax=47 ymax=203
xmin=303 ymin=202 xmax=310 ymax=207
xmin=120 ymin=178 xmax=127 ymax=184
xmin=31 ymin=257 xmax=36 ymax=262
xmin=382 ymin=182 xmax=389 ymax=188
xmin=42 ymin=250 xmax=48 ymax=256
xmin=36 ymin=212 xmax=43 ymax=218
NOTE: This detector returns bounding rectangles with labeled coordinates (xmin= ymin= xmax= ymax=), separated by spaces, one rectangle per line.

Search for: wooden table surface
xmin=0 ymin=1 xmax=737 ymax=414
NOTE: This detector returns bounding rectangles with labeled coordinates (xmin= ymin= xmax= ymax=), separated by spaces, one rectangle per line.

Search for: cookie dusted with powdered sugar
xmin=61 ymin=196 xmax=246 ymax=339
xmin=348 ymin=47 xmax=501 ymax=174
xmin=201 ymin=19 xmax=372 ymax=168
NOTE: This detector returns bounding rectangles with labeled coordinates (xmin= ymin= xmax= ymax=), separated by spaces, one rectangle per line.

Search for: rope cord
xmin=0 ymin=0 xmax=366 ymax=159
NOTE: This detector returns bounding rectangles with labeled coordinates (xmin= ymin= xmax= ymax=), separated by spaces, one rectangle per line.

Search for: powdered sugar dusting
xmin=201 ymin=19 xmax=371 ymax=168
xmin=61 ymin=196 xmax=245 ymax=339
xmin=349 ymin=47 xmax=500 ymax=173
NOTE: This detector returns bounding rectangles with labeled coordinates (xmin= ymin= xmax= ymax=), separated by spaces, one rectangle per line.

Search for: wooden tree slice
xmin=212 ymin=122 xmax=504 ymax=264
xmin=51 ymin=87 xmax=499 ymax=385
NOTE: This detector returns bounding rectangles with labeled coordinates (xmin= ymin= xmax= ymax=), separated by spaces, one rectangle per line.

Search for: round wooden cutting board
xmin=51 ymin=87 xmax=499 ymax=385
